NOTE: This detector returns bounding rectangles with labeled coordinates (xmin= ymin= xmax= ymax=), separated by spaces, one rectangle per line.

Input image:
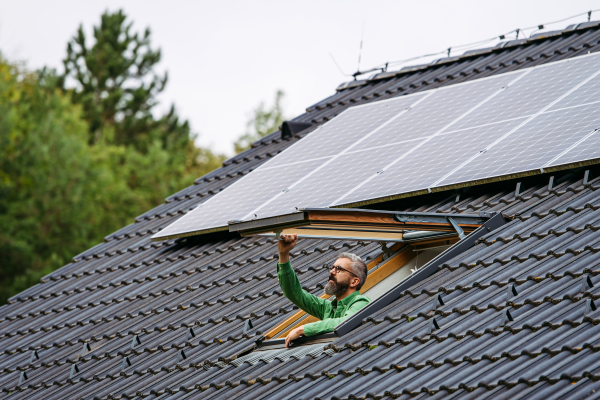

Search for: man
xmin=277 ymin=234 xmax=371 ymax=347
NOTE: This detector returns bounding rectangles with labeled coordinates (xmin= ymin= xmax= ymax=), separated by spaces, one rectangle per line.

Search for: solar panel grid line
xmin=328 ymin=69 xmax=532 ymax=207
xmin=499 ymin=106 xmax=600 ymax=170
xmin=214 ymin=71 xmax=527 ymax=222
xmin=544 ymin=125 xmax=600 ymax=169
xmin=336 ymin=119 xmax=531 ymax=206
xmin=153 ymin=160 xmax=327 ymax=238
xmin=426 ymin=64 xmax=600 ymax=190
xmin=435 ymin=114 xmax=532 ymax=136
xmin=551 ymin=137 xmax=600 ymax=168
xmin=250 ymin=125 xmax=326 ymax=170
xmin=437 ymin=98 xmax=600 ymax=138
xmin=543 ymin=128 xmax=600 ymax=168
xmin=350 ymin=80 xmax=519 ymax=152
xmin=260 ymin=136 xmax=435 ymax=171
xmin=307 ymin=55 xmax=600 ymax=208
xmin=544 ymin=98 xmax=600 ymax=113
xmin=451 ymin=60 xmax=600 ymax=178
xmin=154 ymin=94 xmax=432 ymax=240
xmin=412 ymin=125 xmax=600 ymax=194
xmin=238 ymin=90 xmax=437 ymax=221
xmin=257 ymin=154 xmax=333 ymax=171
xmin=172 ymin=125 xmax=331 ymax=225
xmin=344 ymin=136 xmax=425 ymax=155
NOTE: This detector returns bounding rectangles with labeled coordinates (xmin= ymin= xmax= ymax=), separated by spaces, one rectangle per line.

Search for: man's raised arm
xmin=277 ymin=234 xmax=328 ymax=319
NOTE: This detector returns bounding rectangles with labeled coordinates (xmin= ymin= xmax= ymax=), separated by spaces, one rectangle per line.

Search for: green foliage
xmin=60 ymin=9 xmax=166 ymax=150
xmin=0 ymin=10 xmax=225 ymax=304
xmin=234 ymin=89 xmax=286 ymax=153
xmin=55 ymin=9 xmax=225 ymax=197
xmin=0 ymin=59 xmax=101 ymax=300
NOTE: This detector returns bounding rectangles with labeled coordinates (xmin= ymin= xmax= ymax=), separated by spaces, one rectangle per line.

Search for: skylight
xmin=244 ymin=212 xmax=507 ymax=351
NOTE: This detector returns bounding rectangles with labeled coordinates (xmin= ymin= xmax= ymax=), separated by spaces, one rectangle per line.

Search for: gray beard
xmin=324 ymin=279 xmax=349 ymax=297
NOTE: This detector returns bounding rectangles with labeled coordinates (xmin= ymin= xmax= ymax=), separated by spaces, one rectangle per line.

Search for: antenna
xmin=329 ymin=53 xmax=351 ymax=76
xmin=357 ymin=21 xmax=365 ymax=72
xmin=350 ymin=21 xmax=387 ymax=80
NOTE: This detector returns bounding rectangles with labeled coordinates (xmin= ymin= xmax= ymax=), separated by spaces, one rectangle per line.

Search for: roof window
xmin=232 ymin=210 xmax=506 ymax=353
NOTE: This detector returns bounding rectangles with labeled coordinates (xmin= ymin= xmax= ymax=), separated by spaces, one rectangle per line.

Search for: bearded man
xmin=277 ymin=234 xmax=371 ymax=347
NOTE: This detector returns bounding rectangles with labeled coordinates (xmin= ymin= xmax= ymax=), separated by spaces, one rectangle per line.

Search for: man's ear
xmin=350 ymin=276 xmax=360 ymax=289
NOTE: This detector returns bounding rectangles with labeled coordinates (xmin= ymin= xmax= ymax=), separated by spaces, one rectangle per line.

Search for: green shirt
xmin=277 ymin=260 xmax=371 ymax=336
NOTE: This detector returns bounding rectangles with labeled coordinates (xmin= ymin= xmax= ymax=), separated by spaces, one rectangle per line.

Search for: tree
xmin=234 ymin=89 xmax=287 ymax=153
xmin=0 ymin=57 xmax=115 ymax=302
xmin=56 ymin=9 xmax=225 ymax=196
xmin=60 ymin=9 xmax=167 ymax=150
xmin=0 ymin=10 xmax=226 ymax=304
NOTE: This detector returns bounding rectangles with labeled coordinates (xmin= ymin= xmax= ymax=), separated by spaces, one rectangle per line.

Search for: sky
xmin=1 ymin=0 xmax=599 ymax=156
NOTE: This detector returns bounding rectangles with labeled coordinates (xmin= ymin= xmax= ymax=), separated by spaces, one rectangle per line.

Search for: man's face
xmin=324 ymin=258 xmax=355 ymax=296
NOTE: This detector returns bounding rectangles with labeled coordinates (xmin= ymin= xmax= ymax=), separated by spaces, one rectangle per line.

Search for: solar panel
xmin=338 ymin=118 xmax=527 ymax=206
xmin=266 ymin=94 xmax=424 ymax=167
xmin=153 ymin=53 xmax=600 ymax=241
xmin=352 ymin=72 xmax=521 ymax=151
xmin=433 ymin=103 xmax=600 ymax=188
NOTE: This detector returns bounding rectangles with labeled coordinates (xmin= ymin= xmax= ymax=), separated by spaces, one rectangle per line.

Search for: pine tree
xmin=60 ymin=9 xmax=184 ymax=153
xmin=57 ymin=9 xmax=225 ymax=195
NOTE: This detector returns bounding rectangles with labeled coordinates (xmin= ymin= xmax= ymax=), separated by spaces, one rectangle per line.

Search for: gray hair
xmin=337 ymin=252 xmax=367 ymax=290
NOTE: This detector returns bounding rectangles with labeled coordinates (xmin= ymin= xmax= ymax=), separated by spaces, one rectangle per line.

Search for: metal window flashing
xmin=232 ymin=343 xmax=334 ymax=367
xmin=228 ymin=208 xmax=492 ymax=243
xmin=256 ymin=332 xmax=337 ymax=351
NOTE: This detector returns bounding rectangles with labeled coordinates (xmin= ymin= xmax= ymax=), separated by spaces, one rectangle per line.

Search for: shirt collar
xmin=333 ymin=290 xmax=360 ymax=306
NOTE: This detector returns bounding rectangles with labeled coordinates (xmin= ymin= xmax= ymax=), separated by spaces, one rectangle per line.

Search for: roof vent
xmin=281 ymin=121 xmax=312 ymax=140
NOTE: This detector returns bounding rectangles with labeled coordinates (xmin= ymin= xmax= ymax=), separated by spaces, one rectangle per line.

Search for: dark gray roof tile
xmin=5 ymin=22 xmax=600 ymax=399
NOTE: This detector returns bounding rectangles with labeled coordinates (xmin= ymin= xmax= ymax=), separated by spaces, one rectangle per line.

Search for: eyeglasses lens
xmin=328 ymin=265 xmax=343 ymax=273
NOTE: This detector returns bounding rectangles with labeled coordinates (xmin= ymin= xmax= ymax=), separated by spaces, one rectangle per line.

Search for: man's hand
xmin=285 ymin=325 xmax=304 ymax=347
xmin=278 ymin=234 xmax=298 ymax=263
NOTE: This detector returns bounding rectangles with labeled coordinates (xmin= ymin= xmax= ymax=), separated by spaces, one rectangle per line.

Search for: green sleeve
xmin=303 ymin=298 xmax=370 ymax=337
xmin=277 ymin=260 xmax=328 ymax=319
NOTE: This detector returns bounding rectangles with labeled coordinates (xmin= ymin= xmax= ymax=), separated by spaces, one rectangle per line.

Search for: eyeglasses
xmin=325 ymin=264 xmax=357 ymax=277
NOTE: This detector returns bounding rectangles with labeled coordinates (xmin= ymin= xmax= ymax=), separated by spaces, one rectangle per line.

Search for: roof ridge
xmin=334 ymin=20 xmax=600 ymax=92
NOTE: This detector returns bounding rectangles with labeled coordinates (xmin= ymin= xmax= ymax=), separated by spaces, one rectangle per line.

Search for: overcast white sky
xmin=1 ymin=1 xmax=599 ymax=155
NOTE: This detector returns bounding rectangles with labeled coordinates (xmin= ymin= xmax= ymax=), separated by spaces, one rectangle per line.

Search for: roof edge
xmin=150 ymin=225 xmax=229 ymax=242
